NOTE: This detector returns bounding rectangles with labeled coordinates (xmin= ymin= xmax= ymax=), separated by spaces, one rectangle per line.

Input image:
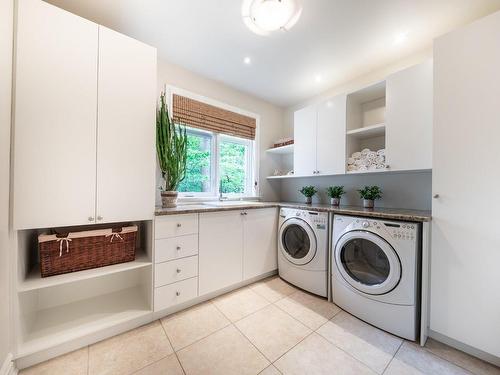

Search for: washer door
xmin=335 ymin=230 xmax=401 ymax=295
xmin=279 ymin=218 xmax=317 ymax=265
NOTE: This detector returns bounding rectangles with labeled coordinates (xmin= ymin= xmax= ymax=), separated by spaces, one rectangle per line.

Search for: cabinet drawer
xmin=155 ymin=256 xmax=198 ymax=287
xmin=155 ymin=234 xmax=198 ymax=263
xmin=154 ymin=277 xmax=198 ymax=311
xmin=155 ymin=214 xmax=198 ymax=239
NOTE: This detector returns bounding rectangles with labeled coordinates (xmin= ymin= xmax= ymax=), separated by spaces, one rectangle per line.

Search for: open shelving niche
xmin=346 ymin=81 xmax=387 ymax=172
xmin=14 ymin=220 xmax=154 ymax=357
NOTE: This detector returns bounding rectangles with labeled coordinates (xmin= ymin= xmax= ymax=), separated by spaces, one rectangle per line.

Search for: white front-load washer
xmin=331 ymin=215 xmax=420 ymax=340
xmin=278 ymin=208 xmax=328 ymax=297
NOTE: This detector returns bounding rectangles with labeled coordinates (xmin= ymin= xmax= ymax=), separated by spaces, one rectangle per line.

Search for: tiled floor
xmin=20 ymin=276 xmax=500 ymax=375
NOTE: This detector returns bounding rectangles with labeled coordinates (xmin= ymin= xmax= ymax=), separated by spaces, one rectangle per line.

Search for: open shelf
xmin=266 ymin=144 xmax=294 ymax=155
xmin=18 ymin=285 xmax=151 ymax=356
xmin=346 ymin=123 xmax=386 ymax=138
xmin=18 ymin=250 xmax=151 ymax=292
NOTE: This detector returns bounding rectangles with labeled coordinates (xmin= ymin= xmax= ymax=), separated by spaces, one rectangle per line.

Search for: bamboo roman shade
xmin=172 ymin=94 xmax=256 ymax=140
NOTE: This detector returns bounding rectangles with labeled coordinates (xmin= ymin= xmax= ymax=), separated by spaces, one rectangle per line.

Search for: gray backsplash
xmin=278 ymin=171 xmax=432 ymax=211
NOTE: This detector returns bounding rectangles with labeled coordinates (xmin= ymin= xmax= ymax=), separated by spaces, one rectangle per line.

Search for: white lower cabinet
xmin=155 ymin=234 xmax=198 ymax=263
xmin=243 ymin=208 xmax=278 ymax=279
xmin=155 ymin=256 xmax=198 ymax=287
xmin=154 ymin=277 xmax=198 ymax=311
xmin=199 ymin=210 xmax=244 ymax=296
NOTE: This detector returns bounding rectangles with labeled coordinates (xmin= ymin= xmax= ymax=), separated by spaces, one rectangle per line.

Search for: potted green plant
xmin=357 ymin=186 xmax=382 ymax=208
xmin=326 ymin=186 xmax=345 ymax=206
xmin=156 ymin=92 xmax=187 ymax=208
xmin=299 ymin=186 xmax=317 ymax=204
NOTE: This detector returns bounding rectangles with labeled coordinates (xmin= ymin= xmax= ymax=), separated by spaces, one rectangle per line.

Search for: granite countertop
xmin=155 ymin=201 xmax=431 ymax=222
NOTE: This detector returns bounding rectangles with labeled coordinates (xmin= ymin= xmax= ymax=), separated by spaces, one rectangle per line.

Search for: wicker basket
xmin=38 ymin=225 xmax=137 ymax=277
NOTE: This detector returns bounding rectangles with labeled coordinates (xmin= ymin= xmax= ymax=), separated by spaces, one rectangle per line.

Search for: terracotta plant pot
xmin=161 ymin=190 xmax=178 ymax=208
xmin=305 ymin=196 xmax=312 ymax=204
xmin=330 ymin=197 xmax=340 ymax=206
xmin=363 ymin=199 xmax=374 ymax=208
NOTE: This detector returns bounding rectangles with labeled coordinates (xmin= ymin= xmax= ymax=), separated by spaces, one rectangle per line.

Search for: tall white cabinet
xmin=13 ymin=0 xmax=99 ymax=229
xmin=431 ymin=11 xmax=500 ymax=360
xmin=386 ymin=60 xmax=433 ymax=171
xmin=293 ymin=95 xmax=346 ymax=176
xmin=13 ymin=0 xmax=156 ymax=229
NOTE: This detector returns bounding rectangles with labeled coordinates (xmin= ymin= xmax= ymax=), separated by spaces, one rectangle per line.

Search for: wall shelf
xmin=266 ymin=144 xmax=294 ymax=155
xmin=268 ymin=168 xmax=431 ymax=179
xmin=18 ymin=250 xmax=151 ymax=292
xmin=346 ymin=123 xmax=386 ymax=139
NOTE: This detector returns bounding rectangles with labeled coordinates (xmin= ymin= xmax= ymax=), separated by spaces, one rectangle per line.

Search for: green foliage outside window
xmin=219 ymin=141 xmax=246 ymax=194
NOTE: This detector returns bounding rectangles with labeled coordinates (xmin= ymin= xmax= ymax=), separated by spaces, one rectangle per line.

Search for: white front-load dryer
xmin=278 ymin=208 xmax=328 ymax=297
xmin=331 ymin=215 xmax=420 ymax=340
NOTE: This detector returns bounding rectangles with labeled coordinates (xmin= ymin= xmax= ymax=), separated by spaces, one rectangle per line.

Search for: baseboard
xmin=0 ymin=353 xmax=17 ymax=375
xmin=429 ymin=330 xmax=500 ymax=367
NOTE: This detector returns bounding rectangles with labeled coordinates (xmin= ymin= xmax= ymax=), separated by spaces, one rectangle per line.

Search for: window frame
xmin=165 ymin=86 xmax=260 ymax=201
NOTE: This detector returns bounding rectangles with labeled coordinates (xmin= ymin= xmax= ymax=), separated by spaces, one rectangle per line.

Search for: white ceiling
xmin=46 ymin=0 xmax=500 ymax=107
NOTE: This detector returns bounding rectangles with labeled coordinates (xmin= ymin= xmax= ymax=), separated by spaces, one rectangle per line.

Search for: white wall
xmin=157 ymin=59 xmax=284 ymax=202
xmin=0 ymin=0 xmax=13 ymax=366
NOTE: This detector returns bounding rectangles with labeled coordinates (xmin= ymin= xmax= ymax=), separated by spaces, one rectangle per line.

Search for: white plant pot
xmin=161 ymin=191 xmax=178 ymax=208
xmin=363 ymin=199 xmax=374 ymax=208
xmin=305 ymin=196 xmax=312 ymax=204
xmin=330 ymin=197 xmax=340 ymax=206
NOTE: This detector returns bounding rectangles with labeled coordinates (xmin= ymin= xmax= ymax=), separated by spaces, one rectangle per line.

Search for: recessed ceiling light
xmin=315 ymin=74 xmax=323 ymax=83
xmin=393 ymin=31 xmax=409 ymax=45
xmin=243 ymin=56 xmax=252 ymax=65
xmin=242 ymin=0 xmax=302 ymax=36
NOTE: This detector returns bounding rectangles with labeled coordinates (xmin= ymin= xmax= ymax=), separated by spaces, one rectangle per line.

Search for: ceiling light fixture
xmin=315 ymin=74 xmax=323 ymax=83
xmin=243 ymin=56 xmax=252 ymax=65
xmin=242 ymin=0 xmax=302 ymax=36
xmin=393 ymin=31 xmax=409 ymax=45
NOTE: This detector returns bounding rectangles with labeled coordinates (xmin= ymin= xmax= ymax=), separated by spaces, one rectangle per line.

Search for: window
xmin=178 ymin=128 xmax=256 ymax=198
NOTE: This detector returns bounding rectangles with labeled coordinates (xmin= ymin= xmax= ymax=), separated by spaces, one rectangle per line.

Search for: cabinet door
xmin=316 ymin=95 xmax=346 ymax=175
xmin=96 ymin=26 xmax=157 ymax=223
xmin=386 ymin=60 xmax=433 ymax=171
xmin=243 ymin=208 xmax=278 ymax=280
xmin=293 ymin=105 xmax=317 ymax=176
xmin=13 ymin=0 xmax=98 ymax=229
xmin=431 ymin=12 xmax=500 ymax=359
xmin=199 ymin=211 xmax=243 ymax=295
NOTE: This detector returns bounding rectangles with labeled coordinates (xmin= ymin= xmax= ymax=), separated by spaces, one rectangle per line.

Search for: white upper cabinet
xmin=385 ymin=60 xmax=433 ymax=171
xmin=294 ymin=95 xmax=346 ymax=176
xmin=14 ymin=0 xmax=98 ymax=229
xmin=96 ymin=27 xmax=156 ymax=224
xmin=243 ymin=208 xmax=278 ymax=280
xmin=293 ymin=105 xmax=317 ymax=176
xmin=13 ymin=0 xmax=156 ymax=229
xmin=316 ymin=95 xmax=346 ymax=175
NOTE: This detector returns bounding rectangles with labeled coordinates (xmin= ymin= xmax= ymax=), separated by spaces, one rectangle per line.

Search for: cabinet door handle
xmin=176 ymin=291 xmax=180 ymax=296
xmin=177 ymin=223 xmax=182 ymax=227
xmin=88 ymin=216 xmax=94 ymax=222
xmin=176 ymin=246 xmax=181 ymax=251
xmin=176 ymin=268 xmax=181 ymax=273
xmin=433 ymin=194 xmax=440 ymax=199
xmin=97 ymin=215 xmax=103 ymax=221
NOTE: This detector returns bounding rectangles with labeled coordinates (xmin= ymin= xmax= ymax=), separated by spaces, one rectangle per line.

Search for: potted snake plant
xmin=358 ymin=185 xmax=382 ymax=208
xmin=326 ymin=186 xmax=345 ymax=206
xmin=299 ymin=186 xmax=317 ymax=204
xmin=156 ymin=92 xmax=188 ymax=208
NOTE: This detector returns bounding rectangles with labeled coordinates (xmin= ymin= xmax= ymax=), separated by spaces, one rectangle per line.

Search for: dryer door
xmin=279 ymin=218 xmax=317 ymax=265
xmin=335 ymin=230 xmax=401 ymax=295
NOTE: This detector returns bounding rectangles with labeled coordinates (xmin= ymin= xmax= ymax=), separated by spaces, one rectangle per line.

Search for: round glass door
xmin=335 ymin=231 xmax=401 ymax=295
xmin=279 ymin=218 xmax=317 ymax=265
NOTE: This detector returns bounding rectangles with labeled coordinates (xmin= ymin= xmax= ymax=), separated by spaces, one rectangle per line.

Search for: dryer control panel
xmin=349 ymin=218 xmax=417 ymax=241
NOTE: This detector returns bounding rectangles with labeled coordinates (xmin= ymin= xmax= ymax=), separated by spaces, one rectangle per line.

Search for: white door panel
xmin=293 ymin=105 xmax=317 ymax=176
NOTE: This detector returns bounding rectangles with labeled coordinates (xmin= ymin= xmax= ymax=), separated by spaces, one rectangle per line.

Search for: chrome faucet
xmin=219 ymin=175 xmax=230 ymax=201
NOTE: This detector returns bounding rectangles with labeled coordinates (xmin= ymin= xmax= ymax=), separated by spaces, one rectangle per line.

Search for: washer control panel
xmin=350 ymin=218 xmax=417 ymax=241
xmin=286 ymin=209 xmax=328 ymax=230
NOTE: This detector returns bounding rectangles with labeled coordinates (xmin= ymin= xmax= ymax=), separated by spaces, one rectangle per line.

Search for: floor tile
xmin=424 ymin=339 xmax=500 ymax=375
xmin=259 ymin=364 xmax=281 ymax=375
xmin=385 ymin=341 xmax=473 ymax=375
xmin=250 ymin=276 xmax=298 ymax=302
xmin=212 ymin=287 xmax=270 ymax=322
xmin=275 ymin=290 xmax=341 ymax=330
xmin=274 ymin=332 xmax=376 ymax=375
xmin=177 ymin=325 xmax=269 ymax=375
xmin=88 ymin=321 xmax=174 ymax=375
xmin=133 ymin=354 xmax=184 ymax=375
xmin=235 ymin=304 xmax=311 ymax=361
xmin=161 ymin=302 xmax=230 ymax=350
xmin=20 ymin=347 xmax=88 ymax=375
xmin=317 ymin=311 xmax=402 ymax=374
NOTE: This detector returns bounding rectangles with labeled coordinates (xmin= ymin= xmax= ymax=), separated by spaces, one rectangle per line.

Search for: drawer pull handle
xmin=88 ymin=216 xmax=94 ymax=221
xmin=177 ymin=223 xmax=182 ymax=227
xmin=176 ymin=291 xmax=180 ymax=296
xmin=176 ymin=246 xmax=181 ymax=250
xmin=176 ymin=268 xmax=181 ymax=273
